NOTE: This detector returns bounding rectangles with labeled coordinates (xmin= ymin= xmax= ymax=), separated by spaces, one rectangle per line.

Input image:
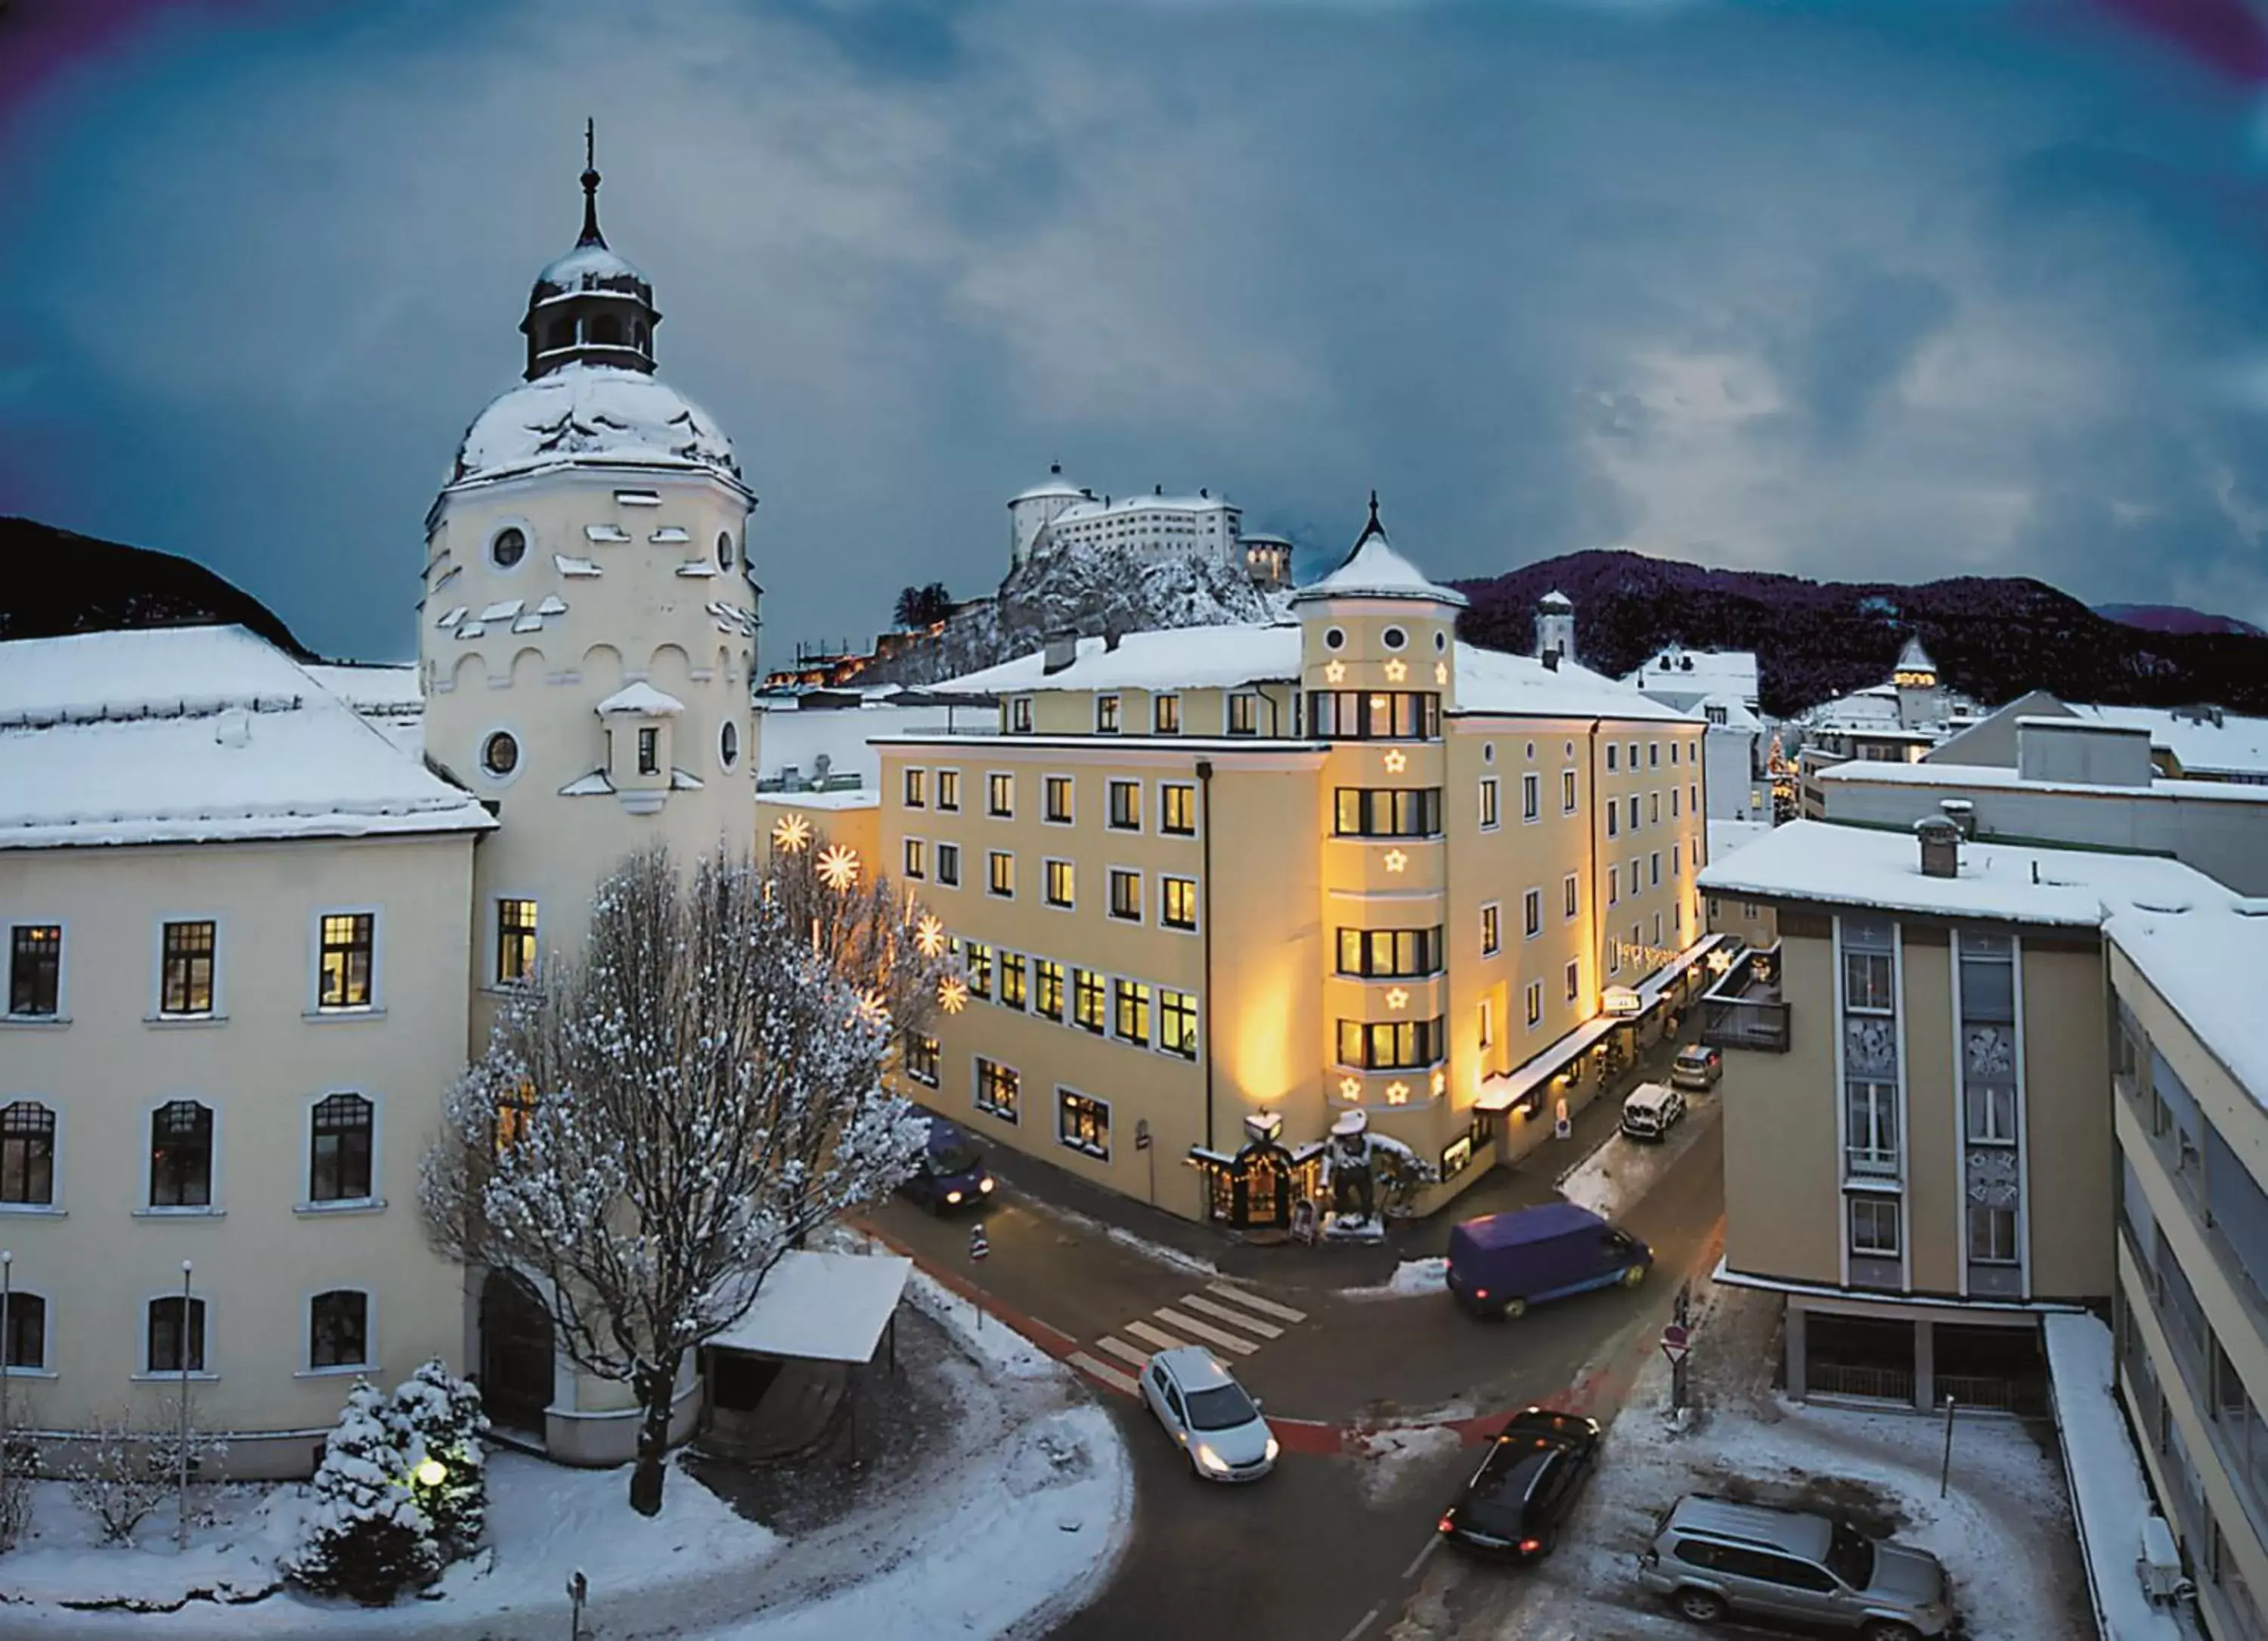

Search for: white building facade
xmin=1007 ymin=467 xmax=1243 ymax=572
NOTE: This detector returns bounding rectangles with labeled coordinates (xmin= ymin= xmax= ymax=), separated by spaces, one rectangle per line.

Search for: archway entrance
xmin=479 ymin=1270 xmax=554 ymax=1437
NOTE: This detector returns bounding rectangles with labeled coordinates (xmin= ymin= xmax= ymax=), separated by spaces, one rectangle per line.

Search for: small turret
xmin=1535 ymin=590 xmax=1576 ymax=665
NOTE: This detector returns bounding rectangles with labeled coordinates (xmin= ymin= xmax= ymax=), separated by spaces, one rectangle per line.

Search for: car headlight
xmin=1263 ymin=1436 xmax=1280 ymax=1463
xmin=944 ymin=1190 xmax=962 ymax=1204
xmin=979 ymin=1177 xmax=996 ymax=1193
xmin=1195 ymin=1444 xmax=1230 ymax=1474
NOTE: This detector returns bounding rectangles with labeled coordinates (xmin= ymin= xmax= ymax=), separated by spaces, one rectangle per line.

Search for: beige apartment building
xmin=759 ymin=512 xmax=1712 ymax=1228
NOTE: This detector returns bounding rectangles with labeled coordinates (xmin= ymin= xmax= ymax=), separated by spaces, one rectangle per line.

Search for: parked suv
xmin=1637 ymin=1494 xmax=1954 ymax=1639
xmin=1671 ymin=1044 xmax=1722 ymax=1091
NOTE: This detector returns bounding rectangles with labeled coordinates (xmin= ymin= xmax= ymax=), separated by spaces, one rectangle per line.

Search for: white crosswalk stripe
xmin=1152 ymin=1306 xmax=1257 ymax=1356
xmin=1095 ymin=1335 xmax=1152 ymax=1370
xmin=1179 ymin=1294 xmax=1283 ymax=1338
xmin=1123 ymin=1319 xmax=1190 ymax=1352
xmin=1067 ymin=1351 xmax=1142 ymax=1397
xmin=1203 ymin=1282 xmax=1308 ymax=1324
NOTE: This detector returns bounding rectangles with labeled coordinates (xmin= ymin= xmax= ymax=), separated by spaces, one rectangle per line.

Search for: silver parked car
xmin=1637 ymin=1495 xmax=1954 ymax=1640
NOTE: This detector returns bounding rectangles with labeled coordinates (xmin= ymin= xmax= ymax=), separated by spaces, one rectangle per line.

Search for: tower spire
xmin=578 ymin=117 xmax=605 ymax=247
xmin=1362 ymin=489 xmax=1384 ymax=542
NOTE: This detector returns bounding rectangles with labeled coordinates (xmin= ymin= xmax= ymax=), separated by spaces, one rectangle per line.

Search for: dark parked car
xmin=897 ymin=1118 xmax=996 ymax=1213
xmin=1437 ymin=1407 xmax=1602 ymax=1561
xmin=1445 ymin=1201 xmax=1653 ymax=1320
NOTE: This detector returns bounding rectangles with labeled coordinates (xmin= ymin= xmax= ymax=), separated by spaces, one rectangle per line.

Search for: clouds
xmin=3 ymin=0 xmax=2268 ymax=658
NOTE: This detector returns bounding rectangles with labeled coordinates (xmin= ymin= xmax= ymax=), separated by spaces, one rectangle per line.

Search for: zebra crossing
xmin=1066 ymin=1281 xmax=1309 ymax=1397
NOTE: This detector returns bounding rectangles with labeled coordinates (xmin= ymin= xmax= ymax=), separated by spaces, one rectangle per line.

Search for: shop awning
xmin=707 ymin=1249 xmax=912 ymax=1366
xmin=1476 ymin=934 xmax=1733 ymax=1113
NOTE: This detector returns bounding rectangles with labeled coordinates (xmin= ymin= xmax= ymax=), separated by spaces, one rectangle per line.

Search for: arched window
xmin=720 ymin=720 xmax=739 ymax=769
xmin=149 ymin=1100 xmax=212 ymax=1208
xmin=716 ymin=531 xmax=734 ymax=570
xmin=147 ymin=1295 xmax=206 ymax=1373
xmin=0 ymin=1100 xmax=54 ymax=1205
xmin=309 ymin=1290 xmax=370 ymax=1370
xmin=544 ymin=321 xmax=573 ymax=353
xmin=634 ymin=321 xmax=649 ymax=351
xmin=589 ymin=313 xmax=624 ymax=346
xmin=309 ymin=1092 xmax=373 ymax=1203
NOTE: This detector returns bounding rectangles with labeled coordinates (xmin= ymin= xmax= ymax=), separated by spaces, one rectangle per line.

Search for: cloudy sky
xmin=7 ymin=0 xmax=2268 ymax=659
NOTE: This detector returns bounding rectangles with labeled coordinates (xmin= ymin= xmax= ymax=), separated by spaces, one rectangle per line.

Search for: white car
xmin=1620 ymin=1081 xmax=1687 ymax=1143
xmin=1140 ymin=1345 xmax=1279 ymax=1482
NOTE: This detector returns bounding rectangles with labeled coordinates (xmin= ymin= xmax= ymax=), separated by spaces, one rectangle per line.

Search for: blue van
xmin=898 ymin=1118 xmax=996 ymax=1214
xmin=1445 ymin=1202 xmax=1652 ymax=1320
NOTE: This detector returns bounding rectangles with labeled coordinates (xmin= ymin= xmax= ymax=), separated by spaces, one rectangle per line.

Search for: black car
xmin=1436 ymin=1407 xmax=1601 ymax=1562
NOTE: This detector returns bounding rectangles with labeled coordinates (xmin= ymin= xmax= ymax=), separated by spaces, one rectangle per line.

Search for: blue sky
xmin=7 ymin=0 xmax=2268 ymax=659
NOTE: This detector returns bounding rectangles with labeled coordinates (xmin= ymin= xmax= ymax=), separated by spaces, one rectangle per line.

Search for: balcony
xmin=1701 ymin=943 xmax=1789 ymax=1053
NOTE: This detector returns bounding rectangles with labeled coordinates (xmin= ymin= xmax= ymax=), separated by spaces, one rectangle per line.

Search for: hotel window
xmin=1523 ymin=889 xmax=1542 ymax=938
xmin=150 ymin=1100 xmax=213 ymax=1208
xmin=936 ymin=769 xmax=961 ymax=811
xmin=1480 ymin=904 xmax=1501 ymax=957
xmin=2 ymin=1292 xmax=43 ymax=1371
xmin=1307 ymin=691 xmax=1441 ymax=740
xmin=496 ymin=899 xmax=538 ymax=986
xmin=1606 ymin=806 xmax=1618 ymax=839
xmin=1606 ymin=744 xmax=1619 ymax=772
xmin=1479 ymin=778 xmax=1500 ymax=830
xmin=903 ymin=838 xmax=928 ymax=880
xmin=1045 ymin=776 xmax=1074 ymax=824
xmin=1670 ymin=788 xmax=1680 ymax=819
xmin=1162 ymin=876 xmax=1198 ymax=931
xmin=1073 ymin=968 xmax=1107 ymax=1035
xmin=975 ymin=1059 xmax=1020 ymax=1123
xmin=1479 ymin=997 xmax=1494 ymax=1049
xmin=1335 ymin=926 xmax=1442 ymax=977
xmin=1161 ymin=783 xmax=1198 ymax=836
xmin=317 ymin=913 xmax=374 ymax=1010
xmin=1846 ymin=1083 xmax=1900 ymax=1177
xmin=1608 ymin=872 xmax=1619 ymax=907
xmin=999 ymin=952 xmax=1027 ymax=1010
xmin=1228 ymin=693 xmax=1260 ymax=736
xmin=1332 ymin=788 xmax=1442 ymax=838
xmin=1154 ymin=694 xmax=1181 ymax=734
xmin=1848 ymin=1197 xmax=1901 ymax=1258
xmin=988 ymin=851 xmax=1015 ymax=897
xmin=1 ymin=1100 xmax=55 ymax=1205
xmin=147 ymin=1295 xmax=207 ymax=1375
xmin=1651 ymin=852 xmax=1661 ymax=887
xmin=1159 ymin=989 xmax=1198 ymax=1059
xmin=1045 ymin=859 xmax=1075 ymax=908
xmin=1960 ymin=932 xmax=2019 ymax=1145
xmin=1563 ymin=873 xmax=1579 ymax=920
xmin=1629 ymin=861 xmax=1642 ymax=896
xmin=1096 ymin=694 xmax=1122 ymax=734
xmin=905 ymin=1035 xmax=940 ymax=1087
xmin=1564 ymin=960 xmax=1580 ymax=1003
xmin=1035 ymin=960 xmax=1066 ymax=1022
xmin=8 ymin=926 xmax=60 ymax=1017
xmin=1968 ymin=1204 xmax=2019 ymax=1264
xmin=1108 ymin=780 xmax=1142 ymax=830
xmin=936 ymin=842 xmax=961 ymax=886
xmin=1522 ymin=773 xmax=1541 ymax=821
xmin=637 ymin=727 xmax=660 ymax=777
xmin=308 ymin=1091 xmax=373 ymax=1202
xmin=1650 ymin=793 xmax=1661 ymax=825
xmin=310 ymin=1290 xmax=370 ymax=1371
xmin=160 ymin=920 xmax=217 ymax=1016
xmin=1058 ymin=1090 xmax=1111 ymax=1159
xmin=1114 ymin=979 xmax=1151 ymax=1045
xmin=1334 ymin=1016 xmax=1445 ymax=1070
xmin=1628 ymin=796 xmax=1641 ymax=830
xmin=965 ymin=941 xmax=993 ymax=998
xmin=903 ymin=768 xmax=928 ymax=808
xmin=1526 ymin=982 xmax=1543 ymax=1028
xmin=987 ymin=772 xmax=1015 ymax=817
xmin=1649 ymin=742 xmax=1659 ymax=768
xmin=1011 ymin=697 xmax=1033 ymax=733
xmin=1561 ymin=770 xmax=1578 ymax=814
xmin=1109 ymin=870 xmax=1142 ymax=921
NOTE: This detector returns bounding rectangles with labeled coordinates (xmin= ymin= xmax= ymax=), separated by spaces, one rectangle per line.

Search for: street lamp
xmin=414 ymin=1456 xmax=447 ymax=1491
xmin=176 ymin=1258 xmax=192 ymax=1551
xmin=2 ymin=1250 xmax=12 ymax=1510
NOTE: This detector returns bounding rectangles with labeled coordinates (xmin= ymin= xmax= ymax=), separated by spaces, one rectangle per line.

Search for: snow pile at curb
xmin=904 ymin=1266 xmax=1061 ymax=1379
xmin=1349 ymin=1423 xmax=1464 ymax=1505
xmin=1556 ymin=1097 xmax=1715 ymax=1221
xmin=1340 ymin=1256 xmax=1448 ymax=1300
xmin=1104 ymin=1224 xmax=1219 ymax=1278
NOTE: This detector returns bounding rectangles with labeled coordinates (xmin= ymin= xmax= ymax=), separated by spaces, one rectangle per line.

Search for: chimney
xmin=1916 ymin=814 xmax=1961 ymax=879
xmin=1043 ymin=630 xmax=1078 ymax=675
xmin=1541 ymin=650 xmax=1560 ymax=672
xmin=1940 ymin=797 xmax=1975 ymax=839
xmin=1103 ymin=616 xmax=1124 ymax=653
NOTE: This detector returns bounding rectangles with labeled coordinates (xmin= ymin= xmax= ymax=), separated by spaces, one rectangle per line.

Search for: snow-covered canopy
xmin=448 ymin=364 xmax=741 ymax=489
xmin=0 ymin=626 xmax=493 ymax=851
xmin=708 ymin=1250 xmax=912 ymax=1364
xmin=596 ymin=681 xmax=686 ymax=718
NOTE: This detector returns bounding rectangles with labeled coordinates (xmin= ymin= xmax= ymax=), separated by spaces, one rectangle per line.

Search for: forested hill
xmin=1450 ymin=550 xmax=2268 ymax=720
xmin=1 ymin=516 xmax=311 ymax=657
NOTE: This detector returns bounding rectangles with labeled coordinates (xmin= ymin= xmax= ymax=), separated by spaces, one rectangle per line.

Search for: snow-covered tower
xmin=420 ymin=130 xmax=760 ymax=1016
xmin=1535 ymin=589 xmax=1576 ymax=665
xmin=1007 ymin=464 xmax=1086 ymax=570
xmin=1893 ymin=634 xmax=1942 ymax=729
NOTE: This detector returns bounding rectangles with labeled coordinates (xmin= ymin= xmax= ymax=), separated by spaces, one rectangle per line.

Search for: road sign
xmin=1554 ymin=1097 xmax=1572 ymax=1140
xmin=1135 ymin=1119 xmax=1151 ymax=1151
xmin=969 ymin=1224 xmax=990 ymax=1262
xmin=1659 ymin=1323 xmax=1690 ymax=1366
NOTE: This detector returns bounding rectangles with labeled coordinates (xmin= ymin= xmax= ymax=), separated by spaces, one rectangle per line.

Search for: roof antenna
xmin=578 ymin=117 xmax=605 ymax=247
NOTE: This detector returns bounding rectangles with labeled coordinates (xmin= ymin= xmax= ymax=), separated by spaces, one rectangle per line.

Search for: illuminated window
xmin=160 ymin=920 xmax=216 ymax=1016
xmin=1563 ymin=873 xmax=1579 ymax=919
xmin=1011 ymin=697 xmax=1033 ymax=734
xmin=1045 ymin=859 xmax=1075 ymax=908
xmin=988 ymin=851 xmax=1014 ymax=897
xmin=1526 ymin=982 xmax=1543 ymax=1029
xmin=1480 ymin=904 xmax=1501 ymax=957
xmin=1109 ymin=869 xmax=1142 ymax=921
xmin=1058 ymin=1089 xmax=1111 ymax=1159
xmin=1 ymin=1101 xmax=56 ymax=1205
xmin=1332 ymin=788 xmax=1442 ymax=838
xmin=1096 ymin=695 xmax=1122 ymax=734
xmin=999 ymin=952 xmax=1027 ymax=1010
xmin=1073 ymin=968 xmax=1106 ymax=1034
xmin=1334 ymin=1017 xmax=1446 ymax=1069
xmin=1161 ymin=783 xmax=1198 ymax=836
xmin=1564 ymin=961 xmax=1579 ymax=1002
xmin=496 ymin=900 xmax=538 ymax=986
xmin=903 ymin=838 xmax=927 ymax=879
xmin=1154 ymin=695 xmax=1181 ymax=734
xmin=1162 ymin=876 xmax=1198 ymax=931
xmin=965 ymin=942 xmax=993 ymax=998
xmin=1108 ymin=780 xmax=1142 ymax=830
xmin=8 ymin=925 xmax=60 ymax=1017
xmin=975 ymin=1059 xmax=1020 ymax=1122
xmin=905 ymin=1035 xmax=940 ymax=1087
xmin=1035 ymin=960 xmax=1065 ymax=1021
xmin=987 ymin=772 xmax=1014 ymax=816
xmin=1227 ymin=693 xmax=1259 ymax=736
xmin=1114 ymin=979 xmax=1151 ymax=1045
xmin=1045 ymin=776 xmax=1074 ymax=824
xmin=903 ymin=768 xmax=928 ymax=808
xmin=317 ymin=913 xmax=373 ymax=1010
xmin=1479 ymin=778 xmax=1500 ymax=830
xmin=1159 ymin=989 xmax=1198 ymax=1059
xmin=1334 ymin=927 xmax=1441 ymax=976
xmin=936 ymin=769 xmax=960 ymax=811
xmin=1522 ymin=774 xmax=1540 ymax=821
xmin=1523 ymin=889 xmax=1542 ymax=939
xmin=1559 ymin=768 xmax=1576 ymax=810
xmin=494 ymin=1081 xmax=536 ymax=1152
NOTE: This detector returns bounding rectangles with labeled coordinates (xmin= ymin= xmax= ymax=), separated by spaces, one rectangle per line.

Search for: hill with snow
xmin=2 ymin=516 xmax=311 ymax=658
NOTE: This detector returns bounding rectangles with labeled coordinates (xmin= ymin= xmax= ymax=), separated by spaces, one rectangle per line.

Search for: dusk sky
xmin=8 ymin=0 xmax=2268 ymax=660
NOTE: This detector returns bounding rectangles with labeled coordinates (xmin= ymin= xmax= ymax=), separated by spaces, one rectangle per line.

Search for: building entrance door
xmin=479 ymin=1270 xmax=555 ymax=1436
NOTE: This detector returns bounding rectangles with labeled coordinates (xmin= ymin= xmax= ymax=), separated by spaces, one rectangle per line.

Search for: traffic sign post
xmin=1661 ymin=1323 xmax=1692 ymax=1414
xmin=1554 ymin=1097 xmax=1572 ymax=1140
xmin=968 ymin=1223 xmax=989 ymax=1330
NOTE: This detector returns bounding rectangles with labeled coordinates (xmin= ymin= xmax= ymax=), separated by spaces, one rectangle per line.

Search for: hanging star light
xmin=770 ymin=812 xmax=813 ymax=854
xmin=937 ymin=974 xmax=969 ymax=1013
xmin=915 ymin=914 xmax=947 ymax=957
xmin=1338 ymin=1076 xmax=1362 ymax=1100
xmin=1383 ymin=658 xmax=1408 ymax=683
xmin=816 ymin=843 xmax=860 ymax=892
xmin=1434 ymin=661 xmax=1448 ymax=686
xmin=851 ymin=989 xmax=891 ymax=1029
xmin=1386 ymin=987 xmax=1410 ymax=1011
xmin=1385 ymin=1081 xmax=1411 ymax=1106
xmin=1383 ymin=748 xmax=1408 ymax=774
xmin=1324 ymin=659 xmax=1347 ymax=684
xmin=1383 ymin=848 xmax=1408 ymax=873
xmin=1432 ymin=1069 xmax=1447 ymax=1097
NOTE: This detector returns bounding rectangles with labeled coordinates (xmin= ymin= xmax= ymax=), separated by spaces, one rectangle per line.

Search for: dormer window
xmin=637 ymin=727 xmax=659 ymax=775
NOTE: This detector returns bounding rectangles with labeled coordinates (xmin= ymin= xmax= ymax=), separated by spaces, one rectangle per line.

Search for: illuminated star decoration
xmin=1431 ymin=1069 xmax=1447 ymax=1097
xmin=915 ymin=914 xmax=947 ymax=957
xmin=1385 ymin=1081 xmax=1411 ymax=1106
xmin=1382 ymin=748 xmax=1408 ymax=774
xmin=937 ymin=974 xmax=969 ymax=1013
xmin=771 ymin=812 xmax=813 ymax=854
xmin=1434 ymin=661 xmax=1448 ymax=686
xmin=1383 ymin=658 xmax=1408 ymax=683
xmin=1338 ymin=1075 xmax=1362 ymax=1100
xmin=816 ymin=843 xmax=860 ymax=892
xmin=1385 ymin=987 xmax=1410 ymax=1010
xmin=1324 ymin=659 xmax=1347 ymax=684
xmin=851 ymin=989 xmax=890 ymax=1029
xmin=1383 ymin=848 xmax=1408 ymax=873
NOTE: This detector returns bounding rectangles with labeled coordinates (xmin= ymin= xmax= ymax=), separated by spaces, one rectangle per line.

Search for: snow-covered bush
xmin=60 ymin=1405 xmax=221 ymax=1546
xmin=0 ymin=1431 xmax=34 ymax=1552
xmin=289 ymin=1380 xmax=438 ymax=1606
xmin=389 ymin=1359 xmax=486 ymax=1556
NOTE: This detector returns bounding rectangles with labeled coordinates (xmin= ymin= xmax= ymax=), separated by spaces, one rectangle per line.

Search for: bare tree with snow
xmin=419 ymin=844 xmax=942 ymax=1515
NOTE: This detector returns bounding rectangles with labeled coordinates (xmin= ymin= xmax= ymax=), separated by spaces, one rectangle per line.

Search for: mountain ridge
xmin=2 ymin=516 xmax=313 ymax=659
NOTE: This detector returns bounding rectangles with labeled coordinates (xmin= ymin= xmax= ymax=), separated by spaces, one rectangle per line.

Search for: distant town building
xmin=1622 ymin=644 xmax=1760 ymax=717
xmin=1007 ymin=467 xmax=1243 ymax=574
xmin=1243 ymin=532 xmax=1294 ymax=591
xmin=1789 ymin=636 xmax=1984 ymax=816
xmin=1533 ymin=589 xmax=1577 ymax=666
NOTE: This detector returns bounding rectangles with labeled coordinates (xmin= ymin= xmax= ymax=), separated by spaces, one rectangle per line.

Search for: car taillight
xmin=1519 ymin=1539 xmax=1541 ymax=1554
xmin=1475 ymin=1288 xmax=1489 ymax=1301
xmin=1437 ymin=1514 xmax=1455 ymax=1534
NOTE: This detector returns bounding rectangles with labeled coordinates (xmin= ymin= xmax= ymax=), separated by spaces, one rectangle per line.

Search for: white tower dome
xmin=1006 ymin=463 xmax=1086 ymax=571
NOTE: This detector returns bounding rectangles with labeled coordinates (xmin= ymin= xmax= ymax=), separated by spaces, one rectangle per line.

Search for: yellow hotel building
xmin=761 ymin=507 xmax=1712 ymax=1227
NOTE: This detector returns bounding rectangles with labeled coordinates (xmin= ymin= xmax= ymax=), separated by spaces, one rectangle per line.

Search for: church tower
xmin=420 ymin=129 xmax=761 ymax=1020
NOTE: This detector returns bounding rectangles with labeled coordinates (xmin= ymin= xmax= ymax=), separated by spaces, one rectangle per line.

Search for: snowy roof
xmin=302 ymin=662 xmax=421 ymax=714
xmin=448 ymin=363 xmax=741 ymax=489
xmin=1538 ymin=590 xmax=1573 ymax=610
xmin=2068 ymin=703 xmax=2268 ymax=780
xmin=1011 ymin=467 xmax=1086 ymax=504
xmin=1816 ymin=756 xmax=2268 ymax=806
xmin=708 ymin=1249 xmax=911 ymax=1364
xmin=1290 ymin=523 xmax=1467 ymax=608
xmin=1695 ymin=818 xmax=2232 ymax=930
xmin=596 ymin=681 xmax=686 ymax=717
xmin=1706 ymin=818 xmax=1776 ymax=861
xmin=1895 ymin=634 xmax=1938 ymax=673
xmin=1625 ymin=646 xmax=1760 ymax=702
xmin=1454 ymin=644 xmax=1688 ymax=721
xmin=533 ymin=239 xmax=649 ymax=299
xmin=1048 ymin=492 xmax=1232 ymax=523
xmin=0 ymin=627 xmax=493 ymax=851
xmin=2111 ymin=895 xmax=2268 ymax=1108
xmin=1692 ymin=692 xmax=1762 ymax=732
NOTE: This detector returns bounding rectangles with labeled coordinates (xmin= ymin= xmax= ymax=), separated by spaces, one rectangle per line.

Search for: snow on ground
xmin=1341 ymin=1256 xmax=1449 ymax=1301
xmin=1350 ymin=1423 xmax=1467 ymax=1507
xmin=905 ymin=1265 xmax=1062 ymax=1380
xmin=1024 ymin=1198 xmax=1221 ymax=1279
xmin=1554 ymin=1093 xmax=1718 ymax=1223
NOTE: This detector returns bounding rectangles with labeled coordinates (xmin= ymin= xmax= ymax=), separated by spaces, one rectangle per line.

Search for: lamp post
xmin=2 ymin=1251 xmax=12 ymax=1506
xmin=176 ymin=1258 xmax=192 ymax=1551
